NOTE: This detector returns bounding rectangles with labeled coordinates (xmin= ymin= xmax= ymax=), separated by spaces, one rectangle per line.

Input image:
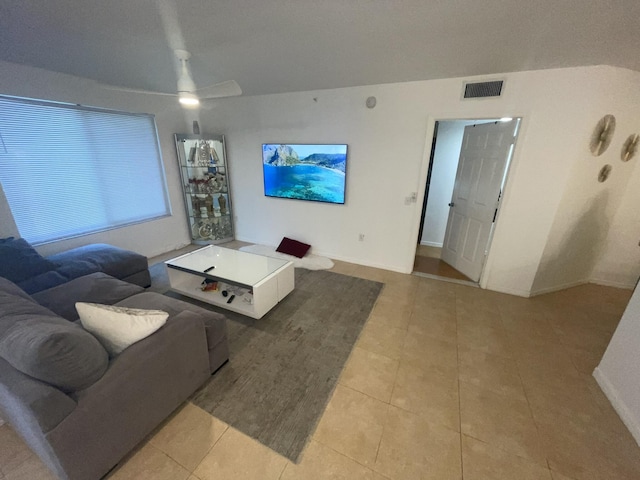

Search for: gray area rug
xmin=148 ymin=262 xmax=382 ymax=462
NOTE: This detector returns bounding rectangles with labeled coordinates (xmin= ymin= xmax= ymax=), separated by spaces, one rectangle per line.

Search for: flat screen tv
xmin=262 ymin=144 xmax=347 ymax=204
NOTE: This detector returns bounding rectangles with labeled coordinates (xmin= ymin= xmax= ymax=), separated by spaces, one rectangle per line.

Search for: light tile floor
xmin=1 ymin=257 xmax=639 ymax=480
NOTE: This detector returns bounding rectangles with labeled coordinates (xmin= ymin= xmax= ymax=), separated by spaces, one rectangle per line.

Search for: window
xmin=0 ymin=95 xmax=171 ymax=244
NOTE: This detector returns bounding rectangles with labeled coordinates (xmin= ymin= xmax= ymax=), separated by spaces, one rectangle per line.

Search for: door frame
xmin=416 ymin=121 xmax=440 ymax=244
xmin=408 ymin=114 xmax=527 ymax=288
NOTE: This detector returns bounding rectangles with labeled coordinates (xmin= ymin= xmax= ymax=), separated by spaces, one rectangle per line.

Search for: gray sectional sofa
xmin=0 ymin=241 xmax=230 ymax=480
xmin=0 ymin=238 xmax=151 ymax=295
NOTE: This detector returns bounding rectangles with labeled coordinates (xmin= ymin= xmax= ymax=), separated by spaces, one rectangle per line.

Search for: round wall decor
xmin=621 ymin=134 xmax=639 ymax=162
xmin=589 ymin=114 xmax=616 ymax=156
xmin=598 ymin=164 xmax=612 ymax=183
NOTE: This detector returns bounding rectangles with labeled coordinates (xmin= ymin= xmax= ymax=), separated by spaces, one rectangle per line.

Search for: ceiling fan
xmin=101 ymin=49 xmax=241 ymax=108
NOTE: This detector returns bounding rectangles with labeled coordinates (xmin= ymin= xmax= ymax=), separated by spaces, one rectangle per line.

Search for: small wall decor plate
xmin=598 ymin=164 xmax=612 ymax=183
xmin=590 ymin=114 xmax=616 ymax=156
xmin=621 ymin=134 xmax=639 ymax=162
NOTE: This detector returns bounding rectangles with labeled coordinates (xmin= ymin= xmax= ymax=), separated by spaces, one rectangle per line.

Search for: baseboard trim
xmin=529 ymin=279 xmax=589 ymax=297
xmin=593 ymin=367 xmax=640 ymax=448
xmin=419 ymin=241 xmax=443 ymax=248
xmin=590 ymin=277 xmax=636 ymax=290
xmin=147 ymin=241 xmax=193 ymax=260
xmin=412 ymin=271 xmax=478 ymax=287
xmin=484 ymin=285 xmax=532 ymax=298
xmin=233 ymin=236 xmax=411 ymax=274
xmin=318 ymin=252 xmax=410 ymax=274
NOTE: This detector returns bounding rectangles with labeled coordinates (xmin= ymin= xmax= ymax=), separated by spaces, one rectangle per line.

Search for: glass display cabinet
xmin=174 ymin=134 xmax=234 ymax=244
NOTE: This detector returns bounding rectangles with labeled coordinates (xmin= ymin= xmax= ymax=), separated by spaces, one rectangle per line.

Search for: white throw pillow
xmin=76 ymin=302 xmax=169 ymax=356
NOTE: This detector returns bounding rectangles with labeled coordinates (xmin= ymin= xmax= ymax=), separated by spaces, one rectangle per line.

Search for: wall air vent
xmin=462 ymin=80 xmax=504 ymax=99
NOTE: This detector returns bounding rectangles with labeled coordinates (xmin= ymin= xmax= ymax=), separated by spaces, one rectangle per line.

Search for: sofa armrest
xmin=32 ymin=272 xmax=145 ymax=321
xmin=115 ymin=292 xmax=228 ymax=352
xmin=73 ymin=311 xmax=210 ymax=401
xmin=0 ymin=357 xmax=76 ymax=434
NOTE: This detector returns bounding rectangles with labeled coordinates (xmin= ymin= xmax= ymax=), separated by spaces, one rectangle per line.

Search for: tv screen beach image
xmin=262 ymin=144 xmax=347 ymax=204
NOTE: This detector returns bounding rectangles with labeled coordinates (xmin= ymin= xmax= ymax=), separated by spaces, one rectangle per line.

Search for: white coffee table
xmin=165 ymin=245 xmax=295 ymax=319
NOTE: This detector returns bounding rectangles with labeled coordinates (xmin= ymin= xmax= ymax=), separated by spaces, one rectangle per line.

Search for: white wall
xmin=201 ymin=65 xmax=635 ymax=296
xmin=594 ymin=282 xmax=640 ymax=447
xmin=1 ymin=61 xmax=638 ymax=296
xmin=0 ymin=60 xmax=199 ymax=258
xmin=591 ymin=157 xmax=640 ymax=288
xmin=531 ymin=68 xmax=640 ymax=294
xmin=591 ymin=73 xmax=640 ymax=289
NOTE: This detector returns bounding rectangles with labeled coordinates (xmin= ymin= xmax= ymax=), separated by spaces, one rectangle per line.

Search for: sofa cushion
xmin=76 ymin=302 xmax=168 ymax=356
xmin=0 ymin=280 xmax=59 ymax=339
xmin=0 ymin=237 xmax=57 ymax=284
xmin=33 ymin=272 xmax=145 ymax=321
xmin=0 ymin=276 xmax=35 ymax=303
xmin=47 ymin=244 xmax=149 ymax=282
xmin=0 ymin=317 xmax=109 ymax=392
xmin=276 ymin=237 xmax=311 ymax=258
xmin=16 ymin=270 xmax=71 ymax=295
xmin=54 ymin=260 xmax=102 ymax=281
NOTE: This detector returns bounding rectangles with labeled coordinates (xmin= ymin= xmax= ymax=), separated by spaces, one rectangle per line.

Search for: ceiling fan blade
xmin=98 ymin=83 xmax=178 ymax=97
xmin=197 ymin=80 xmax=242 ymax=99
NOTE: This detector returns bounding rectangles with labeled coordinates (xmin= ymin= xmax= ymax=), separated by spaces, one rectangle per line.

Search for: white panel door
xmin=441 ymin=120 xmax=517 ymax=282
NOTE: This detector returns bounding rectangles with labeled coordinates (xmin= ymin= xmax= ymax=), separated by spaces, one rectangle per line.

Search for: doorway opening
xmin=414 ymin=118 xmax=521 ymax=284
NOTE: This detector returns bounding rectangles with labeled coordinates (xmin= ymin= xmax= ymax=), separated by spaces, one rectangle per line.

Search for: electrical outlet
xmin=359 ymin=234 xmax=365 ymax=241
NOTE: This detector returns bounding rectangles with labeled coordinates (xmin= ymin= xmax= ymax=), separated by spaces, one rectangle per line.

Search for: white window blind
xmin=0 ymin=96 xmax=171 ymax=244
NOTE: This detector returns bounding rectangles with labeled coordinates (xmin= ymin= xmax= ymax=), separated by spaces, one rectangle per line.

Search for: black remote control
xmin=226 ymin=294 xmax=235 ymax=304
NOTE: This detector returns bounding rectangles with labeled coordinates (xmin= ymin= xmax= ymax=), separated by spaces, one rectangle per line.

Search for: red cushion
xmin=275 ymin=237 xmax=311 ymax=258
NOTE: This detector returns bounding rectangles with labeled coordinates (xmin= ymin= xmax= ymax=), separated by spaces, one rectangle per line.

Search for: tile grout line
xmin=276 ymin=458 xmax=289 ymax=480
xmin=461 ymin=299 xmax=553 ymax=473
xmin=330 ymin=278 xmax=412 ymax=473
xmin=454 ymin=286 xmax=465 ymax=480
xmin=316 ymin=439 xmax=391 ymax=479
xmin=146 ymin=444 xmax=192 ymax=478
xmin=504 ymin=307 xmax=554 ymax=474
xmin=188 ymin=422 xmax=230 ymax=477
xmin=371 ymin=326 xmax=405 ymax=467
xmin=335 ymin=279 xmax=417 ymax=473
xmin=547 ymin=309 xmax=610 ymax=419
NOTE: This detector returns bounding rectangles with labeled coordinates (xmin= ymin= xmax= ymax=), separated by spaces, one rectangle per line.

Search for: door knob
xmin=448 ymin=202 xmax=455 ymax=207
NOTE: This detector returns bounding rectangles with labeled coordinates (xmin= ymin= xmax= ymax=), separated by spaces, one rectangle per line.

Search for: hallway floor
xmin=413 ymin=255 xmax=473 ymax=282
xmin=413 ymin=244 xmax=473 ymax=282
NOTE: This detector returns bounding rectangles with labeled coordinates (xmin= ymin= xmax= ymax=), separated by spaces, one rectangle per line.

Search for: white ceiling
xmin=1 ymin=0 xmax=639 ymax=97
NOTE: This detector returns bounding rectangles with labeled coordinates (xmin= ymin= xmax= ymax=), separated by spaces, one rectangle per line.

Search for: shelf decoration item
xmin=175 ymin=134 xmax=234 ymax=244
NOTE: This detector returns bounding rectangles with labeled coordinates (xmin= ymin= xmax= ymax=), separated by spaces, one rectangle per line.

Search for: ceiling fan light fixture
xmin=178 ymin=92 xmax=200 ymax=107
